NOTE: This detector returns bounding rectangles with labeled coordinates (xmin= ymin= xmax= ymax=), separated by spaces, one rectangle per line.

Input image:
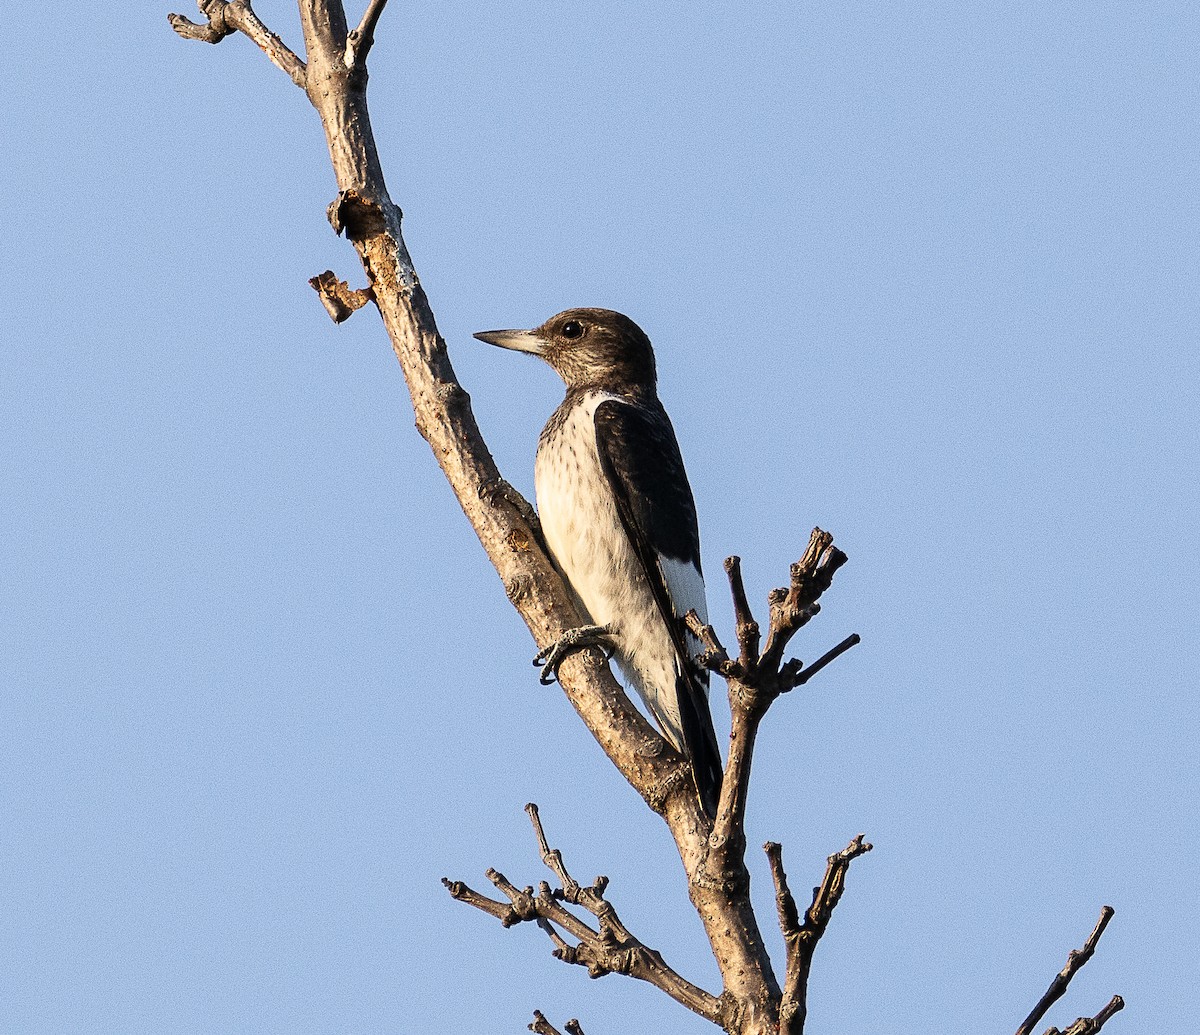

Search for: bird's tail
xmin=676 ymin=669 xmax=723 ymax=820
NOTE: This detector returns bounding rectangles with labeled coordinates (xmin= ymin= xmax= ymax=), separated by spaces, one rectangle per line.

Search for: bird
xmin=474 ymin=308 xmax=722 ymax=818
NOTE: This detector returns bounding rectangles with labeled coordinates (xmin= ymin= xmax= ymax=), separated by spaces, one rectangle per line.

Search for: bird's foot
xmin=479 ymin=477 xmax=542 ymax=536
xmin=533 ymin=624 xmax=615 ymax=685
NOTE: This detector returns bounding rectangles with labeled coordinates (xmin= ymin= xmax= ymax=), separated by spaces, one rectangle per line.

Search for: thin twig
xmin=1015 ymin=907 xmax=1117 ymax=1035
xmin=781 ymin=633 xmax=862 ymax=691
xmin=441 ymin=876 xmax=521 ymax=925
xmin=168 ymin=0 xmax=307 ymax=88
xmin=724 ymin=556 xmax=760 ymax=669
xmin=684 ymin=609 xmax=742 ymax=679
xmin=345 ymin=0 xmax=388 ymax=66
xmin=759 ymin=528 xmax=844 ymax=673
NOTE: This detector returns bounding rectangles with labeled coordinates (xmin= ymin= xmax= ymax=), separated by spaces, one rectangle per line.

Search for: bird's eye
xmin=561 ymin=320 xmax=585 ymax=340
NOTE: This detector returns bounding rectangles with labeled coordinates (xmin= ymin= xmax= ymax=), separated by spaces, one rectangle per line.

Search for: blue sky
xmin=2 ymin=2 xmax=1197 ymax=1032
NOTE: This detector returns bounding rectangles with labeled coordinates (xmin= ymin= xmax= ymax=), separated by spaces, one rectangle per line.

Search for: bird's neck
xmin=563 ymin=380 xmax=658 ymax=405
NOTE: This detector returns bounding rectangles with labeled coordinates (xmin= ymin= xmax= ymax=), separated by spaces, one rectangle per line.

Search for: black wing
xmin=593 ymin=398 xmax=722 ymax=817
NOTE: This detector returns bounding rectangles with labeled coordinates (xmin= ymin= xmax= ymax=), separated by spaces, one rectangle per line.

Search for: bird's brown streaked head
xmin=474 ymin=308 xmax=657 ymax=393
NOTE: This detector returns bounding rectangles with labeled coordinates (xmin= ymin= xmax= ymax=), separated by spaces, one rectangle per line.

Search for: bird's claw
xmin=479 ymin=477 xmax=542 ymax=534
xmin=533 ymin=624 xmax=615 ymax=685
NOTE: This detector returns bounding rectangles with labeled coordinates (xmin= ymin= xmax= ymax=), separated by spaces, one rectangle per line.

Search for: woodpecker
xmin=474 ymin=308 xmax=722 ymax=817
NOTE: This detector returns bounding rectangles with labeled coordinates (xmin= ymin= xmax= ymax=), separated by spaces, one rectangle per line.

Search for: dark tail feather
xmin=677 ymin=671 xmax=723 ymax=819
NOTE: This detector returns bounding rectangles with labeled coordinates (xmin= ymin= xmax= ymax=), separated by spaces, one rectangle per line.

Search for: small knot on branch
xmin=505 ymin=574 xmax=532 ymax=601
xmin=485 ymin=868 xmax=539 ymax=925
xmin=585 ymin=957 xmax=610 ymax=979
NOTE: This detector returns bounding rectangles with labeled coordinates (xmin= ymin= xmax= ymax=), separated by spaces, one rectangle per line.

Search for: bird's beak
xmin=473 ymin=328 xmax=544 ymax=355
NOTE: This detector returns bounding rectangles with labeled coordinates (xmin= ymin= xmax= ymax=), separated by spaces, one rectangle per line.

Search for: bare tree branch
xmin=444 ymin=806 xmax=723 ymax=1024
xmin=298 ymin=0 xmax=347 ymax=65
xmin=168 ymin=0 xmax=307 ymax=88
xmin=765 ymin=836 xmax=872 ymax=1035
xmin=1016 ymin=907 xmax=1118 ymax=1035
xmin=345 ymin=0 xmax=388 ymax=67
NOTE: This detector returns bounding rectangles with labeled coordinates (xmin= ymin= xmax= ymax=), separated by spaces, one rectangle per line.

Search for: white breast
xmin=534 ymin=392 xmax=705 ymax=750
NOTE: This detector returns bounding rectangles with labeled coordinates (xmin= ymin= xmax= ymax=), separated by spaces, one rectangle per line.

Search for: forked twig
xmin=443 ymin=805 xmax=722 ymax=1024
xmin=766 ymin=836 xmax=873 ymax=1035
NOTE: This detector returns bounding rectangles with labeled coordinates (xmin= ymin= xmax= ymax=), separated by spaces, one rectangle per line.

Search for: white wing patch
xmin=660 ymin=554 xmax=707 ymax=633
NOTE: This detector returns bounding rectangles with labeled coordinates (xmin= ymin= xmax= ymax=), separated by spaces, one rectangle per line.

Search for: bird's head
xmin=474 ymin=308 xmax=657 ymax=393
